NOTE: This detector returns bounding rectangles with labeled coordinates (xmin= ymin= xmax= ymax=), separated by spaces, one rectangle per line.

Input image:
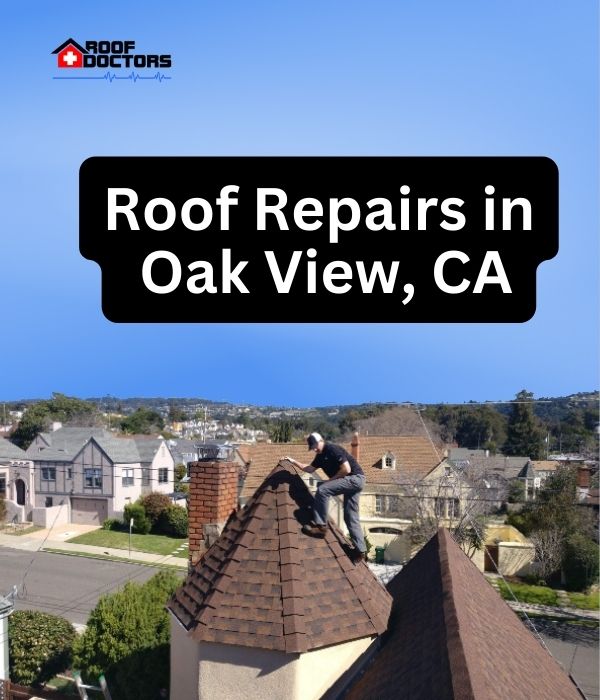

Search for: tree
xmin=270 ymin=420 xmax=293 ymax=443
xmin=9 ymin=610 xmax=75 ymax=686
xmin=167 ymin=404 xmax=187 ymax=423
xmin=529 ymin=528 xmax=565 ymax=583
xmin=11 ymin=393 xmax=98 ymax=449
xmin=504 ymin=390 xmax=546 ymax=459
xmin=174 ymin=463 xmax=187 ymax=482
xmin=563 ymin=533 xmax=599 ymax=591
xmin=120 ymin=407 xmax=164 ymax=435
xmin=73 ymin=571 xmax=181 ymax=700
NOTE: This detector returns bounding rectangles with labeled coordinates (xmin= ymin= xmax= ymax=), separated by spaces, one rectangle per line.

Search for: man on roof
xmin=285 ymin=432 xmax=367 ymax=563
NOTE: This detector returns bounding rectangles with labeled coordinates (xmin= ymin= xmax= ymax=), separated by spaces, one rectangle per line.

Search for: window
xmin=375 ymin=495 xmax=384 ymax=513
xmin=41 ymin=467 xmax=56 ymax=481
xmin=382 ymin=453 xmax=396 ymax=470
xmin=84 ymin=468 xmax=102 ymax=489
xmin=387 ymin=496 xmax=399 ymax=513
xmin=434 ymin=497 xmax=445 ymax=517
xmin=0 ymin=475 xmax=5 ymax=498
xmin=142 ymin=468 xmax=150 ymax=486
xmin=45 ymin=497 xmax=53 ymax=507
xmin=122 ymin=468 xmax=134 ymax=487
xmin=449 ymin=498 xmax=460 ymax=519
xmin=158 ymin=468 xmax=168 ymax=484
xmin=66 ymin=468 xmax=73 ymax=480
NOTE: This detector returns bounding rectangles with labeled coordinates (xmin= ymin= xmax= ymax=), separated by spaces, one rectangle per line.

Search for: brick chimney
xmin=188 ymin=460 xmax=238 ymax=567
xmin=351 ymin=432 xmax=360 ymax=462
xmin=576 ymin=465 xmax=591 ymax=502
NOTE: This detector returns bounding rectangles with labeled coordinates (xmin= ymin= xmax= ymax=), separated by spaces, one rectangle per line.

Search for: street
xmin=0 ymin=547 xmax=184 ymax=626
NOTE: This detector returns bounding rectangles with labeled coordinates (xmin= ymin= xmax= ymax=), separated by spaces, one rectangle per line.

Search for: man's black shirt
xmin=311 ymin=442 xmax=364 ymax=479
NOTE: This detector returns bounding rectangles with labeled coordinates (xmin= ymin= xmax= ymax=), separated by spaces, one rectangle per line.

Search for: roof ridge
xmin=437 ymin=529 xmax=477 ymax=700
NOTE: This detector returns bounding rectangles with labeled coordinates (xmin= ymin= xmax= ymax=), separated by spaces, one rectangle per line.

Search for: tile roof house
xmin=169 ymin=458 xmax=581 ymax=700
xmin=235 ymin=435 xmax=444 ymax=565
xmin=168 ymin=460 xmax=392 ymax=700
xmin=25 ymin=427 xmax=174 ymax=524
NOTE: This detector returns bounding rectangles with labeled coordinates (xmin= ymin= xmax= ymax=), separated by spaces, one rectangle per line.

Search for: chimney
xmin=188 ymin=459 xmax=238 ymax=567
xmin=576 ymin=465 xmax=591 ymax=502
xmin=351 ymin=432 xmax=360 ymax=461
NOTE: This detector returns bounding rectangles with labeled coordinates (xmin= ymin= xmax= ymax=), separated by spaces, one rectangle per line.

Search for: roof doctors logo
xmin=51 ymin=38 xmax=172 ymax=83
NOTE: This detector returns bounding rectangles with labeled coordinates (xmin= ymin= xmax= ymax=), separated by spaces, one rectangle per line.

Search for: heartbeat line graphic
xmin=53 ymin=71 xmax=172 ymax=83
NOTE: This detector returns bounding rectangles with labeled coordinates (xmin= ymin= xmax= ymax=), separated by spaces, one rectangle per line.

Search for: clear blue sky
xmin=1 ymin=1 xmax=597 ymax=406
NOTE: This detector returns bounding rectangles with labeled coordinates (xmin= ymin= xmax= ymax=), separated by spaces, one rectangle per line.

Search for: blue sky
xmin=1 ymin=1 xmax=597 ymax=406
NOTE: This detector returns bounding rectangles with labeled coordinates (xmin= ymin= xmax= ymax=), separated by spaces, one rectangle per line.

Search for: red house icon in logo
xmin=52 ymin=38 xmax=88 ymax=68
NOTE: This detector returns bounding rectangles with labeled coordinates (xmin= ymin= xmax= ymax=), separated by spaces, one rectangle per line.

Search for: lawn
xmin=67 ymin=528 xmax=188 ymax=557
xmin=495 ymin=579 xmax=559 ymax=607
xmin=567 ymin=591 xmax=600 ymax=610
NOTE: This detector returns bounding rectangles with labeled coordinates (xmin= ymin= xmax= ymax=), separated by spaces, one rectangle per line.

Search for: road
xmin=0 ymin=547 xmax=185 ymax=626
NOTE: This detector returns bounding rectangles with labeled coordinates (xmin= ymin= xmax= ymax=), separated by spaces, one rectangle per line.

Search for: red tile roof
xmin=239 ymin=436 xmax=441 ymax=499
xmin=346 ymin=528 xmax=581 ymax=700
xmin=169 ymin=461 xmax=392 ymax=653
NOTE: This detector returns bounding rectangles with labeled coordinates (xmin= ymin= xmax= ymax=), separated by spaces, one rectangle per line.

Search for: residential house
xmin=168 ymin=458 xmax=581 ymax=700
xmin=235 ymin=434 xmax=443 ymax=562
xmin=0 ymin=439 xmax=34 ymax=523
xmin=25 ymin=427 xmax=174 ymax=524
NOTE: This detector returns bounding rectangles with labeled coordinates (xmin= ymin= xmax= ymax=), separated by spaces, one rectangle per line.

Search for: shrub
xmin=102 ymin=518 xmax=121 ymax=531
xmin=73 ymin=571 xmax=181 ymax=700
xmin=139 ymin=492 xmax=172 ymax=529
xmin=123 ymin=502 xmax=151 ymax=534
xmin=9 ymin=610 xmax=75 ymax=687
xmin=0 ymin=497 xmax=6 ymax=523
xmin=563 ymin=533 xmax=599 ymax=592
xmin=496 ymin=579 xmax=559 ymax=606
xmin=158 ymin=504 xmax=188 ymax=537
xmin=174 ymin=463 xmax=187 ymax=482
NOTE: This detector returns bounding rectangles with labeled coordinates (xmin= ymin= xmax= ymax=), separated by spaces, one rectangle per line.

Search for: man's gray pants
xmin=313 ymin=474 xmax=366 ymax=553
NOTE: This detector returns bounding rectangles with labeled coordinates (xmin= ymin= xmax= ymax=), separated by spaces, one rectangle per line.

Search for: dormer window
xmin=382 ymin=452 xmax=396 ymax=470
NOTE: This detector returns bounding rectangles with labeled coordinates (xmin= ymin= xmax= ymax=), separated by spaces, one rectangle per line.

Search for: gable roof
xmin=24 ymin=427 xmax=157 ymax=464
xmin=0 ymin=439 xmax=27 ymax=461
xmin=51 ymin=38 xmax=88 ymax=54
xmin=238 ymin=436 xmax=441 ymax=499
xmin=345 ymin=528 xmax=581 ymax=700
xmin=168 ymin=461 xmax=392 ymax=653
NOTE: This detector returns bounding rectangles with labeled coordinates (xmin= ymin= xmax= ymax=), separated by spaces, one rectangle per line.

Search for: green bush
xmin=9 ymin=610 xmax=75 ymax=687
xmin=174 ymin=463 xmax=187 ymax=482
xmin=0 ymin=497 xmax=6 ymax=523
xmin=123 ymin=503 xmax=151 ymax=534
xmin=73 ymin=571 xmax=181 ymax=700
xmin=157 ymin=505 xmax=188 ymax=537
xmin=496 ymin=579 xmax=559 ymax=606
xmin=563 ymin=534 xmax=599 ymax=592
xmin=102 ymin=518 xmax=122 ymax=531
xmin=139 ymin=492 xmax=172 ymax=529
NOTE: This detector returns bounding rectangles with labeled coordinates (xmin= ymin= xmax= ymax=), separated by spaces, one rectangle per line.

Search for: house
xmin=51 ymin=38 xmax=88 ymax=69
xmin=235 ymin=434 xmax=443 ymax=562
xmin=168 ymin=457 xmax=581 ymax=700
xmin=0 ymin=439 xmax=34 ymax=523
xmin=25 ymin=427 xmax=174 ymax=525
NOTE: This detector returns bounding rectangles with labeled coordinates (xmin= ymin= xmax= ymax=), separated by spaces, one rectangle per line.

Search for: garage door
xmin=71 ymin=498 xmax=108 ymax=525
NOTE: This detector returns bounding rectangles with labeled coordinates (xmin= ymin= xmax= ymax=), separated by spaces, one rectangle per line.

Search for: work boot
xmin=350 ymin=549 xmax=367 ymax=563
xmin=302 ymin=523 xmax=327 ymax=538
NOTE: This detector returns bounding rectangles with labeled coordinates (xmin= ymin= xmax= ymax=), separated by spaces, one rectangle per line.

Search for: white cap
xmin=307 ymin=432 xmax=324 ymax=450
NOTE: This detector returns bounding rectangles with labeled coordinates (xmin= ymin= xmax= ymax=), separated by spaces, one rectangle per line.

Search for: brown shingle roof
xmin=169 ymin=461 xmax=392 ymax=653
xmin=239 ymin=436 xmax=441 ymax=499
xmin=346 ymin=528 xmax=581 ymax=700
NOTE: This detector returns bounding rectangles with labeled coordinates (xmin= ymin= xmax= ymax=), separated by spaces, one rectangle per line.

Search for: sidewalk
xmin=0 ymin=525 xmax=188 ymax=569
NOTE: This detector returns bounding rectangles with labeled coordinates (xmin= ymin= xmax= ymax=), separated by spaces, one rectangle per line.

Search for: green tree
xmin=167 ymin=404 xmax=187 ymax=423
xmin=73 ymin=571 xmax=180 ymax=700
xmin=270 ymin=420 xmax=293 ymax=443
xmin=123 ymin=502 xmax=151 ymax=534
xmin=120 ymin=407 xmax=164 ymax=435
xmin=504 ymin=390 xmax=546 ymax=459
xmin=11 ymin=393 xmax=98 ymax=449
xmin=9 ymin=610 xmax=75 ymax=686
